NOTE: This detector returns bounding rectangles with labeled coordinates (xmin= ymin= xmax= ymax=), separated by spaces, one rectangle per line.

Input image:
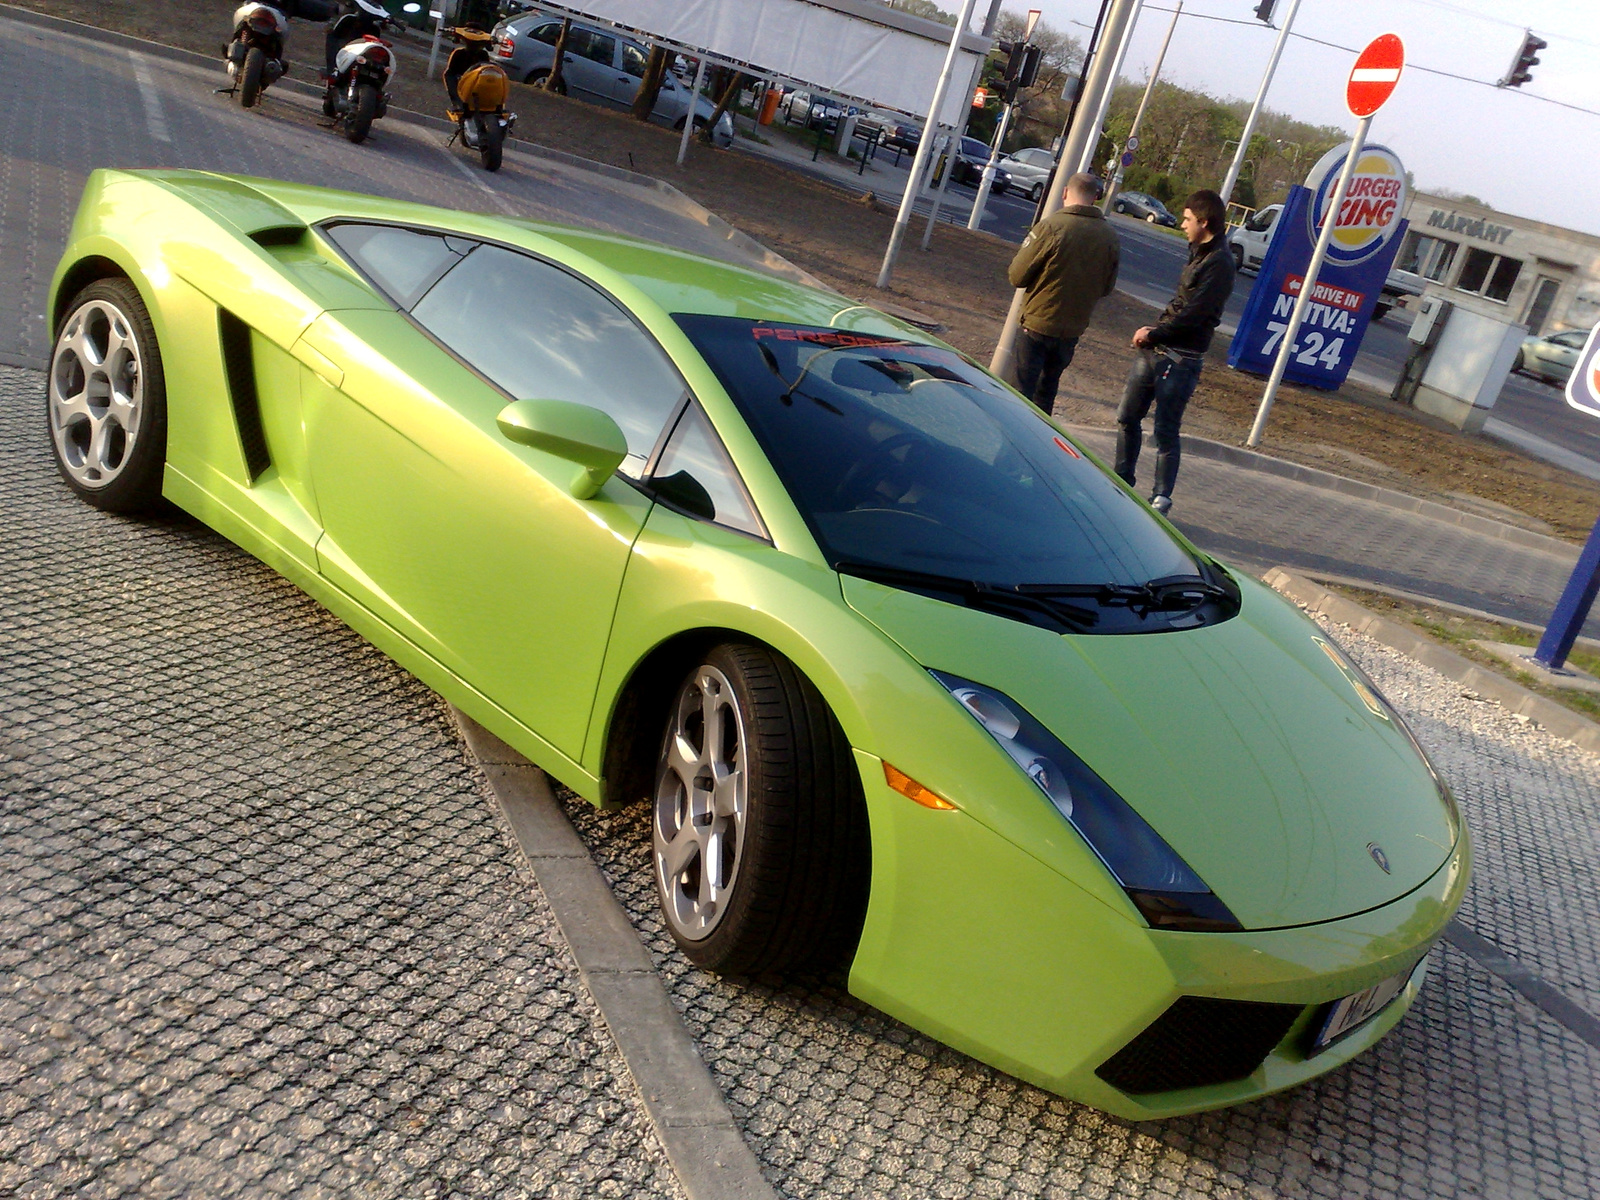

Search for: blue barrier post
xmin=1533 ymin=510 xmax=1600 ymax=670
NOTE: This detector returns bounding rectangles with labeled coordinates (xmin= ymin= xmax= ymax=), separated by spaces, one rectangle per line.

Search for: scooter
xmin=321 ymin=1 xmax=400 ymax=143
xmin=222 ymin=3 xmax=289 ymax=108
xmin=443 ymin=27 xmax=516 ymax=172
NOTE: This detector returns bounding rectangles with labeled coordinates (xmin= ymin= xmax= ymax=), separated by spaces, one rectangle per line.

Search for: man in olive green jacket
xmin=1007 ymin=173 xmax=1121 ymax=414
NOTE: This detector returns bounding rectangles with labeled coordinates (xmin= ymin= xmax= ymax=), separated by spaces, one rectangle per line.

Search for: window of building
xmin=1396 ymin=232 xmax=1457 ymax=282
xmin=1456 ymin=247 xmax=1522 ymax=303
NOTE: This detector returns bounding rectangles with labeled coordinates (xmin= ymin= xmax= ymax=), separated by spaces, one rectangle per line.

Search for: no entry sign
xmin=1347 ymin=34 xmax=1404 ymax=116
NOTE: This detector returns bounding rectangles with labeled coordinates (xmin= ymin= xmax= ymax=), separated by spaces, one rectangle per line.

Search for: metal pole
xmin=676 ymin=57 xmax=707 ymax=166
xmin=1105 ymin=0 xmax=1179 ymax=210
xmin=1245 ymin=117 xmax=1372 ymax=447
xmin=967 ymin=102 xmax=1014 ymax=230
xmin=1075 ymin=0 xmax=1142 ymax=174
xmin=921 ymin=132 xmax=958 ymax=248
xmin=876 ymin=0 xmax=984 ymax=290
xmin=990 ymin=0 xmax=1141 ymax=380
xmin=427 ymin=0 xmax=453 ymax=80
xmin=1533 ymin=511 xmax=1600 ymax=670
xmin=1220 ymin=0 xmax=1304 ymax=204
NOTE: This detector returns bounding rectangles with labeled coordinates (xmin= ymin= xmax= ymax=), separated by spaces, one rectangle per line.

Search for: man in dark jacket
xmin=1007 ymin=173 xmax=1121 ymax=414
xmin=1115 ymin=188 xmax=1235 ymax=514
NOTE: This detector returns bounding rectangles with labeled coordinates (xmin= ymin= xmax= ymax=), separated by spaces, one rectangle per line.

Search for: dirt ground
xmin=18 ymin=0 xmax=1600 ymax=540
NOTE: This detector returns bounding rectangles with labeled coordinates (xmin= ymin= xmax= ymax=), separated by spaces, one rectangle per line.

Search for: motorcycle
xmin=443 ymin=27 xmax=516 ymax=172
xmin=223 ymin=3 xmax=289 ymax=108
xmin=321 ymin=1 xmax=400 ymax=144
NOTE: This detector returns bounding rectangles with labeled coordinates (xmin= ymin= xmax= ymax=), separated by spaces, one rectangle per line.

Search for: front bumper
xmin=847 ymin=751 xmax=1471 ymax=1119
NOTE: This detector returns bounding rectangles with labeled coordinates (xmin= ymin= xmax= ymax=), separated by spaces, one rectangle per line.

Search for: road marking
xmin=127 ymin=50 xmax=171 ymax=143
xmin=440 ymin=142 xmax=519 ymax=215
xmin=1444 ymin=921 xmax=1600 ymax=1052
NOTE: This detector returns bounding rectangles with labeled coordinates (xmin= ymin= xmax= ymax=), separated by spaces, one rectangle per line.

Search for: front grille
xmin=1096 ymin=996 xmax=1304 ymax=1095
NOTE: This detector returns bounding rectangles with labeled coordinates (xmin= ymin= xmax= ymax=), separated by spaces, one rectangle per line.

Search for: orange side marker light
xmin=883 ymin=762 xmax=957 ymax=809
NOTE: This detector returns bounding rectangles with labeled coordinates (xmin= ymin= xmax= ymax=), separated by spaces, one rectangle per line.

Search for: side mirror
xmin=496 ymin=399 xmax=628 ymax=499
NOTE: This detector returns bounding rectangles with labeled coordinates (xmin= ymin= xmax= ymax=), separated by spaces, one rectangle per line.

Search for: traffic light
xmin=1253 ymin=0 xmax=1276 ymax=23
xmin=1500 ymin=30 xmax=1547 ymax=88
xmin=1000 ymin=41 xmax=1041 ymax=102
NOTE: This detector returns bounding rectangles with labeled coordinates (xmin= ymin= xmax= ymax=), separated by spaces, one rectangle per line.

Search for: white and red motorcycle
xmin=223 ymin=3 xmax=290 ymax=108
xmin=321 ymin=0 xmax=399 ymax=143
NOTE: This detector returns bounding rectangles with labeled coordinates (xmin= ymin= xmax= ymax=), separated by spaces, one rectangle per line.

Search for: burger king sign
xmin=1226 ymin=142 xmax=1411 ymax=390
xmin=1303 ymin=142 xmax=1409 ymax=267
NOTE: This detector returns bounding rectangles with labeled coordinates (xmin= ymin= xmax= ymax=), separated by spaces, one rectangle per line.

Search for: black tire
xmin=1512 ymin=350 xmax=1525 ymax=374
xmin=1146 ymin=213 xmax=1159 ymax=224
xmin=47 ymin=278 xmax=167 ymax=514
xmin=479 ymin=116 xmax=503 ymax=171
xmin=346 ymin=82 xmax=378 ymax=143
xmin=1372 ymin=302 xmax=1391 ymax=322
xmin=1029 ymin=181 xmax=1043 ymax=203
xmin=239 ymin=45 xmax=266 ymax=108
xmin=526 ymin=68 xmax=566 ymax=95
xmin=1231 ymin=244 xmax=1245 ymax=271
xmin=652 ymin=643 xmax=869 ymax=976
xmin=1113 ymin=200 xmax=1126 ymax=214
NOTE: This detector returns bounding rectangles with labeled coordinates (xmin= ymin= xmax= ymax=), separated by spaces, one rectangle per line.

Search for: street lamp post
xmin=1220 ymin=0 xmax=1304 ymax=204
xmin=1104 ymin=0 xmax=1180 ymax=210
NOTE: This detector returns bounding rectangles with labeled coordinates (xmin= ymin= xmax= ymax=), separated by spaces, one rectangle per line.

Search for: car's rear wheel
xmin=1029 ymin=181 xmax=1043 ymax=202
xmin=652 ymin=643 xmax=868 ymax=975
xmin=526 ymin=68 xmax=565 ymax=95
xmin=1113 ymin=200 xmax=1127 ymax=214
xmin=47 ymin=279 xmax=167 ymax=513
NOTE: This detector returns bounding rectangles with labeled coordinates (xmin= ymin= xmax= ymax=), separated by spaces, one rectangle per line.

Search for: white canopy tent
xmin=524 ymin=0 xmax=991 ymax=126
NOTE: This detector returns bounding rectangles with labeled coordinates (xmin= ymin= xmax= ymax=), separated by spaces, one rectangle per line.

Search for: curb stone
xmin=451 ymin=708 xmax=780 ymax=1200
xmin=1263 ymin=566 xmax=1600 ymax=757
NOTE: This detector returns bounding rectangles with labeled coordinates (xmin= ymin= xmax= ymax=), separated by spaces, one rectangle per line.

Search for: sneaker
xmin=1150 ymin=494 xmax=1172 ymax=515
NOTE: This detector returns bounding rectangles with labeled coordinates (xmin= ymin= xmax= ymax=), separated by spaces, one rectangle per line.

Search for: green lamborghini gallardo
xmin=46 ymin=168 xmax=1469 ymax=1118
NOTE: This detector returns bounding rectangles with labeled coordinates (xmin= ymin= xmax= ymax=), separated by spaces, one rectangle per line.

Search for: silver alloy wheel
xmin=49 ymin=299 xmax=144 ymax=490
xmin=654 ymin=664 xmax=749 ymax=941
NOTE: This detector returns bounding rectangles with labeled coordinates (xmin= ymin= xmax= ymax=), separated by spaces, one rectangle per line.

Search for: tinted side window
xmin=530 ymin=21 xmax=561 ymax=45
xmin=620 ymin=42 xmax=647 ymax=77
xmin=412 ymin=245 xmax=685 ymax=476
xmin=322 ymin=224 xmax=469 ymax=309
xmin=649 ymin=404 xmax=765 ymax=537
xmin=570 ymin=29 xmax=614 ymax=64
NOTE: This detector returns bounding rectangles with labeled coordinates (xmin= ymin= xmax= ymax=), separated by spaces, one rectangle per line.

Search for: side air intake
xmin=217 ymin=309 xmax=270 ymax=481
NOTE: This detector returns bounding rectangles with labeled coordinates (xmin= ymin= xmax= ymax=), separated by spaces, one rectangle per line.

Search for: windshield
xmin=673 ymin=316 xmax=1207 ymax=594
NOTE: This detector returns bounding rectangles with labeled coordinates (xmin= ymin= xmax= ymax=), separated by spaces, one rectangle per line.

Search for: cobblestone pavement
xmin=557 ymin=629 xmax=1600 ymax=1200
xmin=0 ymin=365 xmax=682 ymax=1200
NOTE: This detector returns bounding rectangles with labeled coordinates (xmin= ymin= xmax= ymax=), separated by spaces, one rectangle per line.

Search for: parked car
xmin=49 ymin=166 xmax=1469 ymax=1123
xmin=489 ymin=12 xmax=734 ymax=145
xmin=1112 ymin=191 xmax=1177 ymax=226
xmin=998 ymin=146 xmax=1057 ymax=203
xmin=1516 ymin=327 xmax=1591 ymax=385
xmin=782 ymin=90 xmax=842 ymax=131
xmin=944 ymin=136 xmax=1011 ymax=194
xmin=882 ymin=122 xmax=921 ymax=153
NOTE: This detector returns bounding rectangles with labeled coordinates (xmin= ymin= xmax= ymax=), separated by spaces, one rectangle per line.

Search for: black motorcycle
xmin=321 ymin=0 xmax=401 ymax=143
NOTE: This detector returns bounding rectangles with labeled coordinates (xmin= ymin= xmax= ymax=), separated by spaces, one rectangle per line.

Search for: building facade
xmin=1395 ymin=191 xmax=1600 ymax=337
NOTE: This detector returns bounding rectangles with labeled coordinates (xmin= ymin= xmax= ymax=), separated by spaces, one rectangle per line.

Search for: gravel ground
xmin=559 ymin=616 xmax=1600 ymax=1200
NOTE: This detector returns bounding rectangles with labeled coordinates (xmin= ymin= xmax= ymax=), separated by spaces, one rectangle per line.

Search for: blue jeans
xmin=1115 ymin=349 xmax=1203 ymax=500
xmin=1015 ymin=328 xmax=1079 ymax=415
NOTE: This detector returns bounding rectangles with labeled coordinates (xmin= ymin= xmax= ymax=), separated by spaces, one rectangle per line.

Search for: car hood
xmin=843 ymin=572 xmax=1458 ymax=930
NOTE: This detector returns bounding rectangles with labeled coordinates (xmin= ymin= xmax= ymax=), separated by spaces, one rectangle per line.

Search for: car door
xmin=298 ymin=223 xmax=687 ymax=760
xmin=559 ymin=27 xmax=618 ymax=104
xmin=1545 ymin=330 xmax=1587 ymax=380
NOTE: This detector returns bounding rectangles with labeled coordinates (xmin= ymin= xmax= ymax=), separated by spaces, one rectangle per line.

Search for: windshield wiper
xmin=834 ymin=561 xmax=1100 ymax=631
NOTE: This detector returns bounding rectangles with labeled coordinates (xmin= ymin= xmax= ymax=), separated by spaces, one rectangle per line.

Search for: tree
xmin=886 ymin=0 xmax=957 ymax=24
xmin=699 ymin=71 xmax=748 ymax=144
xmin=630 ymin=46 xmax=671 ymax=121
xmin=538 ymin=19 xmax=571 ymax=93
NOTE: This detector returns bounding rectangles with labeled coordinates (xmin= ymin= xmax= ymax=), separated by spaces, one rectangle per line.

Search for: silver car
xmin=1515 ymin=327 xmax=1591 ymax=386
xmin=998 ymin=146 xmax=1056 ymax=203
xmin=489 ymin=12 xmax=735 ymax=145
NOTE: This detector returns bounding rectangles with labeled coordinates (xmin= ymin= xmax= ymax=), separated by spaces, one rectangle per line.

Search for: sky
xmin=1006 ymin=0 xmax=1600 ymax=236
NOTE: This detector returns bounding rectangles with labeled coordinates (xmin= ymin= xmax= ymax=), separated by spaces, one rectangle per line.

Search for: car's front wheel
xmin=47 ymin=278 xmax=167 ymax=513
xmin=653 ymin=643 xmax=868 ymax=975
xmin=1512 ymin=350 xmax=1525 ymax=374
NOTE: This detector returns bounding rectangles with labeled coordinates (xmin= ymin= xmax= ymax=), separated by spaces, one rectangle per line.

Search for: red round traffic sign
xmin=1347 ymin=33 xmax=1404 ymax=117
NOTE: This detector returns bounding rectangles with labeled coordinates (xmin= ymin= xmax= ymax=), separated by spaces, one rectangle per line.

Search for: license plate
xmin=1309 ymin=969 xmax=1411 ymax=1054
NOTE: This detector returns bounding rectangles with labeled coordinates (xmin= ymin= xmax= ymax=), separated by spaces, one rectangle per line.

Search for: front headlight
xmin=932 ymin=672 xmax=1243 ymax=933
